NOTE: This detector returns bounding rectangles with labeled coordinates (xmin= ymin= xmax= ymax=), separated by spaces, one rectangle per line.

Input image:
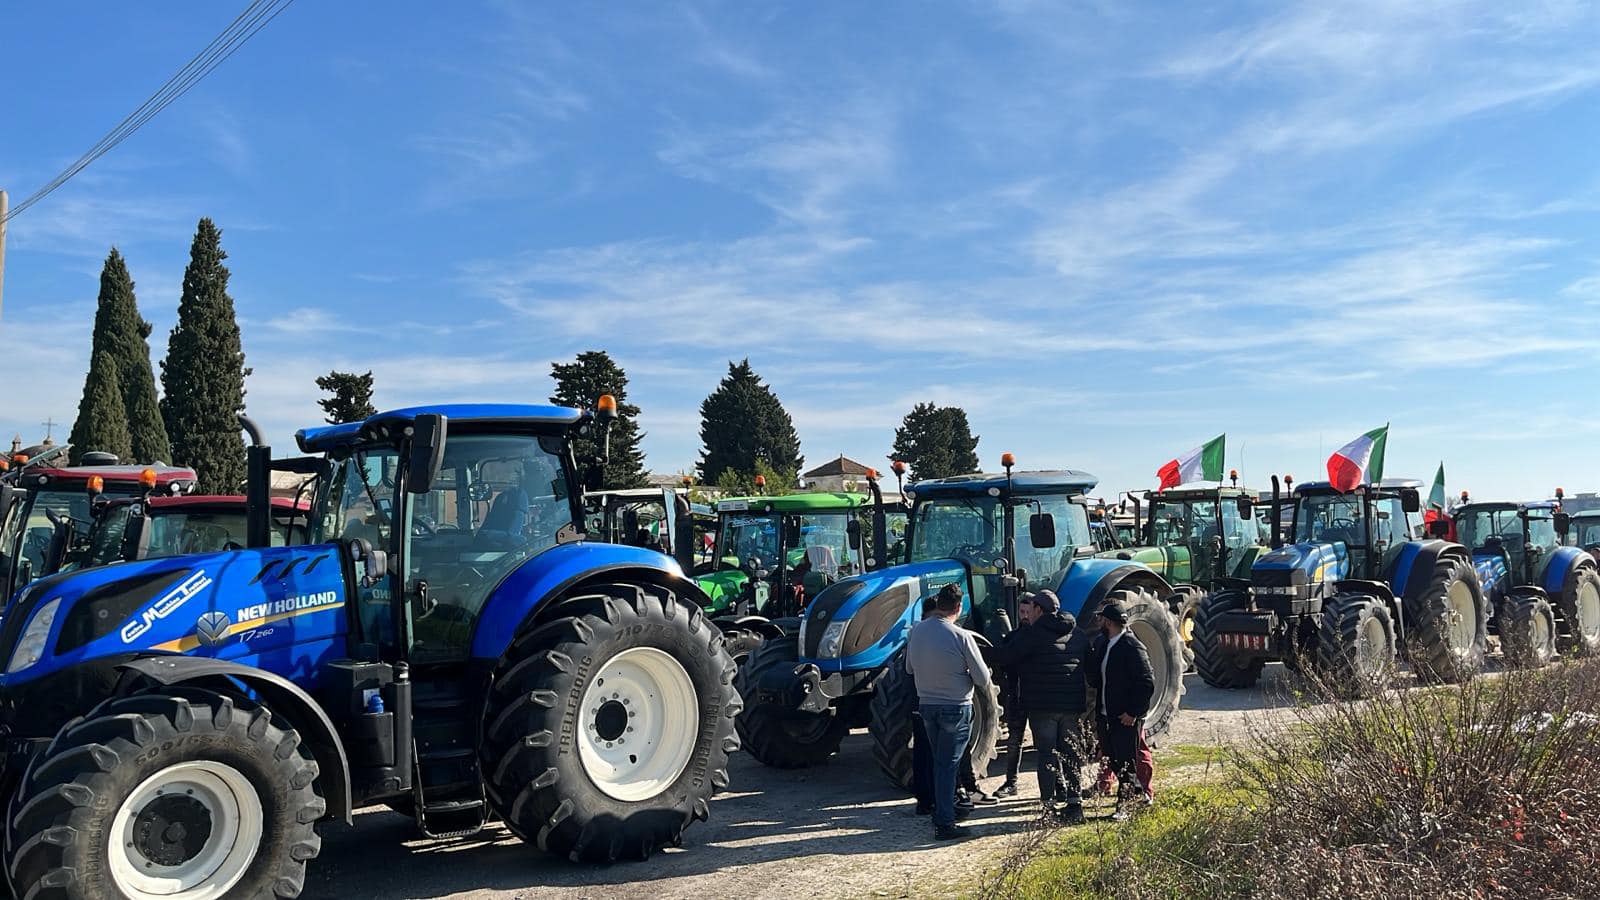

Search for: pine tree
xmin=315 ymin=370 xmax=378 ymax=424
xmin=890 ymin=403 xmax=979 ymax=481
xmin=77 ymin=249 xmax=172 ymax=463
xmin=68 ymin=350 xmax=132 ymax=463
xmin=549 ymin=351 xmax=648 ymax=488
xmin=698 ymin=359 xmax=803 ymax=483
xmin=160 ymin=218 xmax=250 ymax=493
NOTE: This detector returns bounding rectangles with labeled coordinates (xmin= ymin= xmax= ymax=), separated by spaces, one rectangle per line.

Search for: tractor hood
xmin=694 ymin=568 xmax=748 ymax=614
xmin=1251 ymin=541 xmax=1350 ymax=590
xmin=797 ymin=559 xmax=967 ymax=674
xmin=1471 ymin=552 xmax=1510 ymax=600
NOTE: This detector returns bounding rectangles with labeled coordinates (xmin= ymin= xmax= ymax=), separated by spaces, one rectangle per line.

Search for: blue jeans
xmin=920 ymin=702 xmax=973 ymax=828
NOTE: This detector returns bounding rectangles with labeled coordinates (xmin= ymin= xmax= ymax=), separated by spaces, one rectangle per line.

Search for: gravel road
xmin=304 ymin=669 xmax=1301 ymax=900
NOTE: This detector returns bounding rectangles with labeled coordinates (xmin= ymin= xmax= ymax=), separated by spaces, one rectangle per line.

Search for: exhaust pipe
xmin=1270 ymin=475 xmax=1282 ymax=549
xmin=240 ymin=415 xmax=271 ymax=549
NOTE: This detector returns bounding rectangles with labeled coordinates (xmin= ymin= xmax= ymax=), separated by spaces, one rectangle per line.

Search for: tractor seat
xmin=1319 ymin=527 xmax=1359 ymax=548
xmin=475 ymin=488 xmax=529 ymax=547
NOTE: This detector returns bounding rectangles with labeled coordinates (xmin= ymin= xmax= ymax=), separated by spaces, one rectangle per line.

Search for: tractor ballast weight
xmin=1193 ymin=477 xmax=1489 ymax=694
xmin=0 ymin=402 xmax=740 ymax=899
xmin=734 ymin=462 xmax=1186 ymax=790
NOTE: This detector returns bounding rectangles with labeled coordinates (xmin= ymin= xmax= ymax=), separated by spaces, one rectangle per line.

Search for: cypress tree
xmin=315 ymin=370 xmax=378 ymax=424
xmin=82 ymin=248 xmax=171 ymax=463
xmin=890 ymin=403 xmax=980 ymax=481
xmin=549 ymin=351 xmax=649 ymax=488
xmin=698 ymin=359 xmax=803 ymax=483
xmin=68 ymin=350 xmax=132 ymax=463
xmin=160 ymin=218 xmax=250 ymax=493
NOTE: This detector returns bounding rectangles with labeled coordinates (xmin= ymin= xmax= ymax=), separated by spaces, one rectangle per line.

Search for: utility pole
xmin=0 ymin=189 xmax=8 ymax=321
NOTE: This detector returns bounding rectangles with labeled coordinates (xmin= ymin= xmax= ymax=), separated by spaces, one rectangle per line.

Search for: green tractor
xmin=1100 ymin=480 xmax=1267 ymax=659
xmin=694 ymin=477 xmax=906 ymax=662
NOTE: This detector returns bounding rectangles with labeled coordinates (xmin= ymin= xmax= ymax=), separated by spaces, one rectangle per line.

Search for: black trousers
xmin=1002 ymin=714 xmax=1026 ymax=783
xmin=1029 ymin=711 xmax=1084 ymax=806
xmin=1101 ymin=716 xmax=1143 ymax=799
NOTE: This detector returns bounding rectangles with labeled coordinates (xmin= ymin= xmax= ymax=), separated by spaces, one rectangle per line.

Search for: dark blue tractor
xmin=0 ymin=403 xmax=740 ymax=898
xmin=1453 ymin=500 xmax=1600 ymax=666
xmin=1193 ymin=477 xmax=1489 ymax=695
xmin=735 ymin=461 xmax=1187 ymax=788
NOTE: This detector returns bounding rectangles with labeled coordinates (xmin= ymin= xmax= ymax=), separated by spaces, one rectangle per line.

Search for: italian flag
xmin=1327 ymin=425 xmax=1388 ymax=492
xmin=1428 ymin=462 xmax=1446 ymax=510
xmin=1157 ymin=434 xmax=1225 ymax=490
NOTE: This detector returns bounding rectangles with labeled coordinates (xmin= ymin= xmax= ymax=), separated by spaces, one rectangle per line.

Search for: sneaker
xmin=969 ymin=789 xmax=999 ymax=806
xmin=1111 ymin=807 xmax=1133 ymax=822
xmin=994 ymin=781 xmax=1018 ymax=798
xmin=934 ymin=824 xmax=972 ymax=841
xmin=955 ymin=792 xmax=975 ymax=811
xmin=1058 ymin=804 xmax=1086 ymax=826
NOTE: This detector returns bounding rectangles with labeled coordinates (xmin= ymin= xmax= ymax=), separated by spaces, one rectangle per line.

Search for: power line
xmin=1 ymin=0 xmax=295 ymax=225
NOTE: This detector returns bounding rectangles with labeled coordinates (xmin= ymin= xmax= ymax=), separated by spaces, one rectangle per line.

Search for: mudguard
xmin=116 ymin=655 xmax=353 ymax=823
xmin=1541 ymin=546 xmax=1595 ymax=599
xmin=1050 ymin=557 xmax=1174 ymax=621
xmin=713 ymin=614 xmax=787 ymax=641
xmin=1388 ymin=540 xmax=1469 ymax=605
xmin=470 ymin=542 xmax=699 ymax=660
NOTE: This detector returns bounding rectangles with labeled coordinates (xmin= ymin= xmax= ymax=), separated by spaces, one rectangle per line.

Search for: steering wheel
xmin=952 ymin=543 xmax=990 ymax=561
xmin=1331 ymin=517 xmax=1357 ymax=531
xmin=411 ymin=515 xmax=438 ymax=538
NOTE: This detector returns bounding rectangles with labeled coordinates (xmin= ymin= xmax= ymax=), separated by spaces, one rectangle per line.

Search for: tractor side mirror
xmin=1029 ymin=513 xmax=1057 ymax=549
xmin=1555 ymin=512 xmax=1571 ymax=538
xmin=622 ymin=508 xmax=640 ymax=537
xmin=0 ymin=484 xmax=13 ymax=521
xmin=1429 ymin=519 xmax=1451 ymax=539
xmin=1401 ymin=488 xmax=1421 ymax=514
xmin=1237 ymin=497 xmax=1254 ymax=519
xmin=847 ymin=518 xmax=862 ymax=549
xmin=407 ymin=414 xmax=448 ymax=494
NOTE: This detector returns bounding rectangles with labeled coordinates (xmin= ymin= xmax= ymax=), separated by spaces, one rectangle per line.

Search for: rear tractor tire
xmin=480 ymin=583 xmax=740 ymax=863
xmin=1557 ymin=566 xmax=1600 ymax=657
xmin=1166 ymin=586 xmax=1204 ymax=672
xmin=1502 ymin=594 xmax=1558 ymax=669
xmin=1408 ymin=555 xmax=1488 ymax=684
xmin=7 ymin=688 xmax=323 ymax=900
xmin=1191 ymin=589 xmax=1266 ymax=690
xmin=867 ymin=649 xmax=1001 ymax=791
xmin=1105 ymin=585 xmax=1187 ymax=744
xmin=718 ymin=627 xmax=766 ymax=668
xmin=734 ymin=638 xmax=849 ymax=769
xmin=1315 ymin=593 xmax=1396 ymax=697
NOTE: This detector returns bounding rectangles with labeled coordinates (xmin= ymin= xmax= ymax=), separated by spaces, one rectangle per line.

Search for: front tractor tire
xmin=717 ymin=627 xmax=766 ymax=668
xmin=481 ymin=583 xmax=740 ymax=863
xmin=1501 ymin=594 xmax=1558 ymax=669
xmin=1166 ymin=586 xmax=1205 ymax=672
xmin=1316 ymin=593 xmax=1396 ymax=697
xmin=7 ymin=689 xmax=323 ymax=900
xmin=1191 ymin=589 xmax=1266 ymax=690
xmin=1408 ymin=555 xmax=1488 ymax=684
xmin=1557 ymin=565 xmax=1600 ymax=657
xmin=867 ymin=649 xmax=1001 ymax=792
xmin=733 ymin=639 xmax=849 ymax=769
xmin=1106 ymin=586 xmax=1187 ymax=743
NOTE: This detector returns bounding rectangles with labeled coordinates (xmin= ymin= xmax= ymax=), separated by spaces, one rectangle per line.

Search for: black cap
xmin=1023 ymin=590 xmax=1060 ymax=614
xmin=1100 ymin=600 xmax=1129 ymax=625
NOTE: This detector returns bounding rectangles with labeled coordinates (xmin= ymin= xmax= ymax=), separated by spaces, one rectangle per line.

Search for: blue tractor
xmin=1193 ymin=477 xmax=1489 ymax=694
xmin=1453 ymin=500 xmax=1600 ymax=666
xmin=0 ymin=403 xmax=741 ymax=898
xmin=735 ymin=461 xmax=1187 ymax=788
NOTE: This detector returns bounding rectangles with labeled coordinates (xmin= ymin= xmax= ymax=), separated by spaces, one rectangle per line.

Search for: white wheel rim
xmin=1533 ymin=609 xmax=1553 ymax=657
xmin=107 ymin=761 xmax=262 ymax=899
xmin=1446 ymin=580 xmax=1477 ymax=651
xmin=1357 ymin=615 xmax=1388 ymax=675
xmin=1579 ymin=581 xmax=1600 ymax=641
xmin=578 ymin=646 xmax=699 ymax=802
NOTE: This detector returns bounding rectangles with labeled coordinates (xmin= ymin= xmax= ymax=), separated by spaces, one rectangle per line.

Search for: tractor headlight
xmin=818 ymin=620 xmax=849 ymax=659
xmin=8 ymin=598 xmax=61 ymax=674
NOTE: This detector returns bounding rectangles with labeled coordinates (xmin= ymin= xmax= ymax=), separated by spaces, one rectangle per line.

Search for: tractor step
xmin=417 ymin=796 xmax=488 ymax=839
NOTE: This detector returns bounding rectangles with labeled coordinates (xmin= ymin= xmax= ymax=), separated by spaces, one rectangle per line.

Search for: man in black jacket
xmin=990 ymin=590 xmax=1092 ymax=824
xmin=1085 ymin=599 xmax=1155 ymax=819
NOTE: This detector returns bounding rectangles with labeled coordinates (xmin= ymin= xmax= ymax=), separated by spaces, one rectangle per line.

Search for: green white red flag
xmin=1428 ymin=462 xmax=1446 ymax=510
xmin=1327 ymin=425 xmax=1388 ymax=492
xmin=1157 ymin=434 xmax=1225 ymax=490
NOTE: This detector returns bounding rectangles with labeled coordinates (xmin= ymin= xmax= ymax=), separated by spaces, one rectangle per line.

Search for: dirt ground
xmin=304 ymin=669 xmax=1302 ymax=900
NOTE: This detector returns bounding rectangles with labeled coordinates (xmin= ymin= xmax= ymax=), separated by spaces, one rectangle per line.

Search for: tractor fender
xmin=1541 ymin=546 xmax=1596 ymax=599
xmin=1388 ymin=540 xmax=1471 ymax=605
xmin=470 ymin=543 xmax=704 ymax=660
xmin=713 ymin=614 xmax=787 ymax=642
xmin=1052 ymin=558 xmax=1174 ymax=622
xmin=115 ymin=655 xmax=353 ymax=824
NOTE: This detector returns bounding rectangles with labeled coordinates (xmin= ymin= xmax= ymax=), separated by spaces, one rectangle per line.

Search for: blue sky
xmin=2 ymin=1 xmax=1599 ymax=502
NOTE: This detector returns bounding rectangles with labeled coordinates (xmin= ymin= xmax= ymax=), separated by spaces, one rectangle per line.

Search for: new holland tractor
xmin=694 ymin=479 xmax=905 ymax=664
xmin=1100 ymin=479 xmax=1267 ymax=658
xmin=1452 ymin=501 xmax=1600 ymax=665
xmin=1193 ymin=476 xmax=1489 ymax=695
xmin=0 ymin=402 xmax=740 ymax=898
xmin=735 ymin=459 xmax=1186 ymax=788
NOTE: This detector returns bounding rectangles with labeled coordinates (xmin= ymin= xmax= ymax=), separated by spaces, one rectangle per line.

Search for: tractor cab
xmin=1263 ymin=478 xmax=1423 ymax=591
xmin=1569 ymin=509 xmax=1600 ymax=557
xmin=63 ymin=494 xmax=310 ymax=574
xmin=0 ymin=461 xmax=198 ymax=602
xmin=1104 ymin=483 xmax=1261 ymax=586
xmin=1453 ymin=501 xmax=1563 ymax=598
xmin=584 ymin=487 xmax=694 ymax=568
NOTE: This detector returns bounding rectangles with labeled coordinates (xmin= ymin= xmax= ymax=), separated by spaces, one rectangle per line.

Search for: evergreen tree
xmin=80 ymin=248 xmax=171 ymax=463
xmin=161 ymin=218 xmax=250 ymax=493
xmin=315 ymin=370 xmax=378 ymax=424
xmin=68 ymin=350 xmax=132 ymax=463
xmin=698 ymin=359 xmax=803 ymax=483
xmin=550 ymin=351 xmax=648 ymax=488
xmin=890 ymin=403 xmax=980 ymax=481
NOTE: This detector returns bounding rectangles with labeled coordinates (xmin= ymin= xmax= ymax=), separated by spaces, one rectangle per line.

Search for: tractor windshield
xmin=715 ymin=511 xmax=863 ymax=581
xmin=1575 ymin=516 xmax=1600 ymax=548
xmin=1294 ymin=493 xmax=1366 ymax=546
xmin=910 ymin=494 xmax=1091 ymax=570
xmin=1526 ymin=513 xmax=1558 ymax=552
xmin=3 ymin=489 xmax=93 ymax=595
xmin=1456 ymin=508 xmax=1521 ymax=553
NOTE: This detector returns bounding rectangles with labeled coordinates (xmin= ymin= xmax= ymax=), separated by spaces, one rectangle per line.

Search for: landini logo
xmin=120 ymin=570 xmax=214 ymax=643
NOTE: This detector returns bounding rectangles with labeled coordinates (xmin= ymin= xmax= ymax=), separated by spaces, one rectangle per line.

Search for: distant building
xmin=802 ymin=456 xmax=875 ymax=493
